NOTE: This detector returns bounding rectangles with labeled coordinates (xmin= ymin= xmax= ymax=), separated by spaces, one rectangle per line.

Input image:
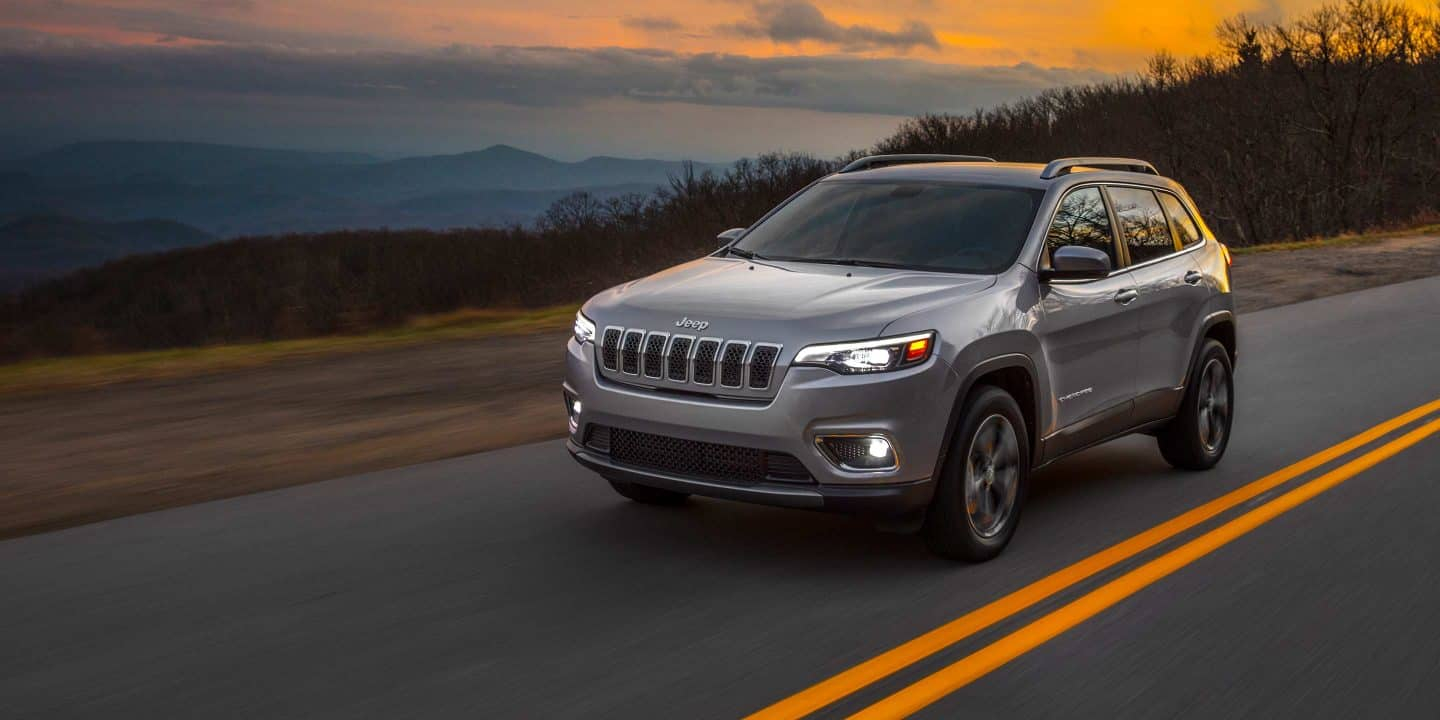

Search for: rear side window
xmin=1158 ymin=192 xmax=1203 ymax=248
xmin=1108 ymin=187 xmax=1176 ymax=264
xmin=1045 ymin=187 xmax=1115 ymax=267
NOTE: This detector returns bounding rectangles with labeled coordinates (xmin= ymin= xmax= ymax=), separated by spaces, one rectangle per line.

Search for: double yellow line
xmin=748 ymin=397 xmax=1440 ymax=720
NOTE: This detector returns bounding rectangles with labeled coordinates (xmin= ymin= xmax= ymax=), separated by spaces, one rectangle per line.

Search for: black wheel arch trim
xmin=1188 ymin=310 xmax=1237 ymax=382
xmin=934 ymin=353 xmax=1043 ymax=479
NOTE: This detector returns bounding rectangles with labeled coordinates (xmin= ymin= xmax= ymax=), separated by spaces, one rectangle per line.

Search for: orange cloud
xmin=4 ymin=0 xmax=1435 ymax=70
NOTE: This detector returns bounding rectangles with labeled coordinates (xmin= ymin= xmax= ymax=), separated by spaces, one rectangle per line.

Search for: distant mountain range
xmin=0 ymin=141 xmax=722 ymax=235
xmin=0 ymin=140 xmax=727 ymax=292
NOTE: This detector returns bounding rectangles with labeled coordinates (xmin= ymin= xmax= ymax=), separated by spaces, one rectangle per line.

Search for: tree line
xmin=2 ymin=0 xmax=1436 ymax=359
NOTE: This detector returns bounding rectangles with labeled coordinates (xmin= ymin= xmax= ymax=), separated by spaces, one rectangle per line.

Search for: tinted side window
xmin=1158 ymin=192 xmax=1203 ymax=248
xmin=1109 ymin=187 xmax=1176 ymax=264
xmin=1045 ymin=187 xmax=1115 ymax=266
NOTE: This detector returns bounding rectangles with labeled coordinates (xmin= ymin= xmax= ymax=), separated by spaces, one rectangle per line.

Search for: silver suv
xmin=563 ymin=156 xmax=1236 ymax=561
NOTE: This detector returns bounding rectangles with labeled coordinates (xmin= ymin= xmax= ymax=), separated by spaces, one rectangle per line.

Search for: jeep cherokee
xmin=563 ymin=155 xmax=1236 ymax=561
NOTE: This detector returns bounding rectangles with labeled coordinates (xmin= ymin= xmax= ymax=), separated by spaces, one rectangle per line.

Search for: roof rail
xmin=1040 ymin=157 xmax=1158 ymax=179
xmin=838 ymin=154 xmax=996 ymax=174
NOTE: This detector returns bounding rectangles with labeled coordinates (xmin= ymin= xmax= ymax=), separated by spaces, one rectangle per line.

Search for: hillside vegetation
xmin=2 ymin=0 xmax=1437 ymax=361
xmin=0 ymin=215 xmax=212 ymax=293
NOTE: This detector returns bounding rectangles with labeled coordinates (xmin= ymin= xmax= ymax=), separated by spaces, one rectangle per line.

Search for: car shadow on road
xmin=567 ymin=436 xmax=1176 ymax=576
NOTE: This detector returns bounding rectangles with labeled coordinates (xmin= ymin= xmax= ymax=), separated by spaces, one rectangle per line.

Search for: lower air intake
xmin=595 ymin=426 xmax=812 ymax=484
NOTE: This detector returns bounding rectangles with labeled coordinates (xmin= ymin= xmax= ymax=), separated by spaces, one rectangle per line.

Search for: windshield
xmin=732 ymin=181 xmax=1043 ymax=274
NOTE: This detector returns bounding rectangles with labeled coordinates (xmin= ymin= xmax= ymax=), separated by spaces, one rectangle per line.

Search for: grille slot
xmin=719 ymin=342 xmax=748 ymax=388
xmin=621 ymin=330 xmax=643 ymax=375
xmin=748 ymin=344 xmax=780 ymax=389
xmin=693 ymin=339 xmax=720 ymax=385
xmin=666 ymin=336 xmax=693 ymax=381
xmin=601 ymin=426 xmax=811 ymax=484
xmin=600 ymin=328 xmax=622 ymax=371
xmin=642 ymin=332 xmax=668 ymax=379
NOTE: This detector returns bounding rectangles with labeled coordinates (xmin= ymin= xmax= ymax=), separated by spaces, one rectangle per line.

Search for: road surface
xmin=3 ymin=276 xmax=1439 ymax=718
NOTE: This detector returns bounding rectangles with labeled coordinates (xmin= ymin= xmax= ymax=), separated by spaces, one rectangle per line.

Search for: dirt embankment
xmin=2 ymin=234 xmax=1438 ymax=539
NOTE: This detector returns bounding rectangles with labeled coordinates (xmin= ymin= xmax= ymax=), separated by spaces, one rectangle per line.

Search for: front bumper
xmin=562 ymin=336 xmax=961 ymax=517
xmin=569 ymin=440 xmax=933 ymax=516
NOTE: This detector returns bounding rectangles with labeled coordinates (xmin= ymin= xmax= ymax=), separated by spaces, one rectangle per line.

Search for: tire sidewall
xmin=927 ymin=386 xmax=1030 ymax=559
xmin=1189 ymin=341 xmax=1234 ymax=463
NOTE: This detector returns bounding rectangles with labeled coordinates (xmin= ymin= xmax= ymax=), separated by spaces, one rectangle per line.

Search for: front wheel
xmin=1157 ymin=339 xmax=1234 ymax=470
xmin=923 ymin=385 xmax=1030 ymax=562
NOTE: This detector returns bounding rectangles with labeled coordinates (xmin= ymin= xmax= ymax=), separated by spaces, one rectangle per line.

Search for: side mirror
xmin=717 ymin=227 xmax=746 ymax=247
xmin=1041 ymin=245 xmax=1112 ymax=281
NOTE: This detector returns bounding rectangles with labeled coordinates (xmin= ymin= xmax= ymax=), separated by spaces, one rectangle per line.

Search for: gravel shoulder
xmin=2 ymin=234 xmax=1438 ymax=539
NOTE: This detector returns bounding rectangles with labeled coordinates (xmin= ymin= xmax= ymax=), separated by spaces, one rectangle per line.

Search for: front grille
xmin=693 ymin=339 xmax=720 ymax=385
xmin=748 ymin=345 xmax=780 ymax=389
xmin=600 ymin=328 xmax=622 ymax=371
xmin=621 ymin=330 xmax=643 ymax=375
xmin=642 ymin=333 xmax=667 ymax=379
xmin=667 ymin=336 xmax=692 ymax=381
xmin=597 ymin=325 xmax=782 ymax=394
xmin=719 ymin=342 xmax=748 ymax=388
xmin=592 ymin=425 xmax=811 ymax=484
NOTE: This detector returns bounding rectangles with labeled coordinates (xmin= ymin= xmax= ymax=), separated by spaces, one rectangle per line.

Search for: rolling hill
xmin=11 ymin=141 xmax=377 ymax=185
xmin=0 ymin=142 xmax=722 ymax=235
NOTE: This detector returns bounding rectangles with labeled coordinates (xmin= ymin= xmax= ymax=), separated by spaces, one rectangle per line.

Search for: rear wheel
xmin=923 ymin=385 xmax=1029 ymax=562
xmin=1158 ymin=339 xmax=1233 ymax=470
xmin=607 ymin=478 xmax=690 ymax=505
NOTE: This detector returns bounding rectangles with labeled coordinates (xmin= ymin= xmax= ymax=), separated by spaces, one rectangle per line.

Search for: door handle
xmin=1184 ymin=270 xmax=1203 ymax=285
xmin=1114 ymin=289 xmax=1139 ymax=306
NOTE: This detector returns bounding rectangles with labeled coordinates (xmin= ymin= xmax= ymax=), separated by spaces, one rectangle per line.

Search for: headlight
xmin=793 ymin=331 xmax=935 ymax=374
xmin=573 ymin=311 xmax=596 ymax=344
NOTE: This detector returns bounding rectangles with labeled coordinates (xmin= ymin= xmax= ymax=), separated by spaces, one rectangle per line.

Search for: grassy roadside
xmin=0 ymin=304 xmax=578 ymax=396
xmin=1227 ymin=223 xmax=1440 ymax=256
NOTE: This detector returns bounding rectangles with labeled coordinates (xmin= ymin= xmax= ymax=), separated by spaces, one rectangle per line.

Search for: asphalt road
xmin=3 ymin=276 xmax=1439 ymax=719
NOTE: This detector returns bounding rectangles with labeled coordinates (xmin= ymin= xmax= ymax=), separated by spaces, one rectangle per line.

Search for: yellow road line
xmin=852 ymin=416 xmax=1440 ymax=719
xmin=746 ymin=398 xmax=1440 ymax=720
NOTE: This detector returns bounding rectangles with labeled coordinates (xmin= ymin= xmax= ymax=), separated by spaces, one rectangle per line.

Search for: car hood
xmin=583 ymin=256 xmax=995 ymax=342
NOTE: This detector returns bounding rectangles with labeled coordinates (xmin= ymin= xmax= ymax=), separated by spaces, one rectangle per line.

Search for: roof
xmin=826 ymin=160 xmax=1178 ymax=192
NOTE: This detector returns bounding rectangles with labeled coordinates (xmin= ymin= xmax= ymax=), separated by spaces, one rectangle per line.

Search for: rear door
xmin=1036 ymin=185 xmax=1138 ymax=445
xmin=1106 ymin=185 xmax=1205 ymax=420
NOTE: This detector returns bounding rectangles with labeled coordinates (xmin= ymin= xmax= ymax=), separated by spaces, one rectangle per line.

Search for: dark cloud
xmin=719 ymin=1 xmax=940 ymax=52
xmin=621 ymin=16 xmax=684 ymax=33
xmin=0 ymin=38 xmax=1107 ymax=118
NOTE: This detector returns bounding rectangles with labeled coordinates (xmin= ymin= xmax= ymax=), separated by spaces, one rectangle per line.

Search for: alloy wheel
xmin=964 ymin=414 xmax=1020 ymax=539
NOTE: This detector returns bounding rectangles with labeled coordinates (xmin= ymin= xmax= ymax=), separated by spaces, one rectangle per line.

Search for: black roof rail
xmin=1040 ymin=157 xmax=1159 ymax=179
xmin=838 ymin=154 xmax=997 ymax=174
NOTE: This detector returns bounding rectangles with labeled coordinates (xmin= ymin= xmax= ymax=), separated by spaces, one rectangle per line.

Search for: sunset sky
xmin=0 ymin=1 xmax=1390 ymax=160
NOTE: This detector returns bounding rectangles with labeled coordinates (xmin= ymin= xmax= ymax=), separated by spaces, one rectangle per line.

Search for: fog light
xmin=816 ymin=435 xmax=899 ymax=471
xmin=866 ymin=437 xmax=891 ymax=458
xmin=563 ymin=391 xmax=581 ymax=434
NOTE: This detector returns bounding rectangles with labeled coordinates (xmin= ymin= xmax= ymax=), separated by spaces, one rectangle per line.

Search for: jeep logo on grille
xmin=675 ymin=317 xmax=709 ymax=331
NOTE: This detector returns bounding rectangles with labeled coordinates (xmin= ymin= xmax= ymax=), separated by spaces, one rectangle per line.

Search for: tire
xmin=923 ymin=385 xmax=1030 ymax=562
xmin=607 ymin=478 xmax=690 ymax=505
xmin=1157 ymin=339 xmax=1234 ymax=470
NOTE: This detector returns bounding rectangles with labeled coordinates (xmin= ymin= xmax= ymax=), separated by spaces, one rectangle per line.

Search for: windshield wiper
xmin=727 ymin=246 xmax=770 ymax=261
xmin=802 ymin=258 xmax=920 ymax=270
